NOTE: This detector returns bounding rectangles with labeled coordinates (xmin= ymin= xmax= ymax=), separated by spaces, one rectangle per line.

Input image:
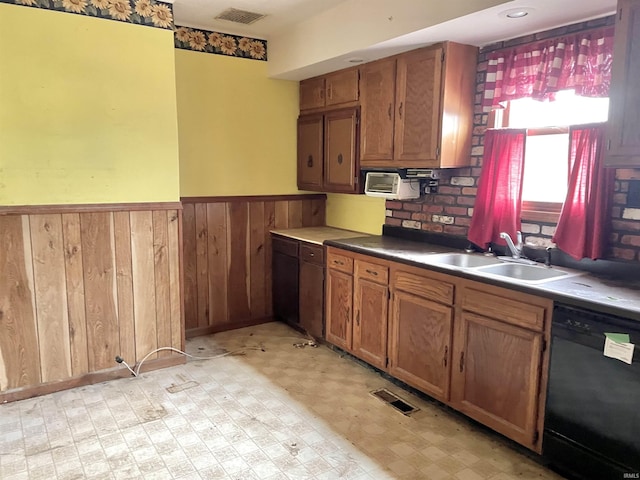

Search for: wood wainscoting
xmin=181 ymin=194 xmax=326 ymax=337
xmin=0 ymin=203 xmax=184 ymax=403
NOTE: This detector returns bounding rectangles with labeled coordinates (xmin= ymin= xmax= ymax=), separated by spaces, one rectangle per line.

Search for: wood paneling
xmin=113 ymin=212 xmax=135 ymax=366
xmin=153 ymin=211 xmax=171 ymax=358
xmin=207 ymin=203 xmax=228 ymax=326
xmin=62 ymin=213 xmax=89 ymax=377
xmin=131 ymin=211 xmax=158 ymax=361
xmin=195 ymin=204 xmax=209 ymax=329
xmin=181 ymin=195 xmax=326 ymax=336
xmin=168 ymin=211 xmax=182 ymax=355
xmin=182 ymin=203 xmax=198 ymax=331
xmin=249 ymin=202 xmax=266 ymax=320
xmin=0 ymin=216 xmax=41 ymax=391
xmin=31 ymin=214 xmax=72 ymax=383
xmin=227 ymin=202 xmax=250 ymax=324
xmin=82 ymin=212 xmax=119 ymax=371
xmin=0 ymin=205 xmax=182 ymax=400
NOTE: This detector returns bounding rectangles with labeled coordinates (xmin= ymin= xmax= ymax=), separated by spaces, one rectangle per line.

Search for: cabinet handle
xmin=309 ymin=253 xmax=314 ymax=257
xmin=443 ymin=345 xmax=448 ymax=367
xmin=388 ymin=103 xmax=392 ymax=119
xmin=327 ymin=85 xmax=333 ymax=99
xmin=307 ymin=155 xmax=313 ymax=167
xmin=334 ymin=260 xmax=344 ymax=266
xmin=319 ymin=88 xmax=324 ymax=100
xmin=356 ymin=311 xmax=360 ymax=326
xmin=337 ymin=153 xmax=343 ymax=165
xmin=399 ymin=102 xmax=403 ymax=118
xmin=459 ymin=351 xmax=465 ymax=373
xmin=365 ymin=269 xmax=378 ymax=276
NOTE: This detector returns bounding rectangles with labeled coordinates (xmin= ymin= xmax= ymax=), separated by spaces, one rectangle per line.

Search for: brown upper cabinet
xmin=297 ymin=107 xmax=360 ymax=193
xmin=360 ymin=42 xmax=477 ymax=169
xmin=297 ymin=114 xmax=324 ymax=190
xmin=299 ymin=68 xmax=360 ymax=112
xmin=605 ymin=0 xmax=640 ymax=167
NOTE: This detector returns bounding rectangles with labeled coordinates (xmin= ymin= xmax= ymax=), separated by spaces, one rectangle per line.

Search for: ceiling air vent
xmin=215 ymin=8 xmax=266 ymax=25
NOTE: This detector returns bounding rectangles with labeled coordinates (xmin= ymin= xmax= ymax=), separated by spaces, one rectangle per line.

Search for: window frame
xmin=490 ymin=104 xmax=564 ymax=223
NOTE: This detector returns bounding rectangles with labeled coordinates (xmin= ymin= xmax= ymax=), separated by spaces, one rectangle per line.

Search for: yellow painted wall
xmin=0 ymin=5 xmax=179 ymax=205
xmin=326 ymin=194 xmax=385 ymax=234
xmin=176 ymin=50 xmax=300 ymax=196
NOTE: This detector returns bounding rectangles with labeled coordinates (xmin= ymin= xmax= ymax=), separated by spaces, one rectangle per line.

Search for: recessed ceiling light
xmin=499 ymin=7 xmax=535 ymax=19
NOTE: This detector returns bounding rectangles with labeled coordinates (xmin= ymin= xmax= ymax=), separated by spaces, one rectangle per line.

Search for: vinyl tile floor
xmin=0 ymin=322 xmax=564 ymax=479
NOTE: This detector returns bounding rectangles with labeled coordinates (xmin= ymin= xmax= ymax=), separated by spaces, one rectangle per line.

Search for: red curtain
xmin=468 ymin=129 xmax=526 ymax=249
xmin=553 ymin=124 xmax=614 ymax=260
xmin=482 ymin=27 xmax=614 ymax=112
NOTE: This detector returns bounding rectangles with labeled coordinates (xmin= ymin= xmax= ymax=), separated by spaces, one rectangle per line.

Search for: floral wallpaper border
xmin=0 ymin=0 xmax=173 ymax=30
xmin=174 ymin=25 xmax=267 ymax=61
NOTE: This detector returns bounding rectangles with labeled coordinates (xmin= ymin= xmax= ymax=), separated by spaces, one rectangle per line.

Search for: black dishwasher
xmin=544 ymin=304 xmax=640 ymax=479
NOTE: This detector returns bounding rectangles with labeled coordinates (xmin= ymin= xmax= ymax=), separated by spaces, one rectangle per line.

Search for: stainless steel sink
xmin=474 ymin=263 xmax=570 ymax=283
xmin=426 ymin=253 xmax=503 ymax=268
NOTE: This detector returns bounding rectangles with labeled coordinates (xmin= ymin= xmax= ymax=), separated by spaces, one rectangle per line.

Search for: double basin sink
xmin=420 ymin=253 xmax=578 ymax=285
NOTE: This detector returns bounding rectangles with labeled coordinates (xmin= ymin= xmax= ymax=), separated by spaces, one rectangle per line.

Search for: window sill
xmin=521 ymin=209 xmax=560 ymax=224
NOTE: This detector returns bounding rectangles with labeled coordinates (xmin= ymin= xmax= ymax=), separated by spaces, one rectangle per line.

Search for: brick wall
xmin=384 ymin=15 xmax=640 ymax=262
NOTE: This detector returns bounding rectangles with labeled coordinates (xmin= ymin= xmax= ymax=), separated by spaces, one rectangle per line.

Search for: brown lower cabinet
xmin=299 ymin=243 xmax=325 ymax=339
xmin=389 ymin=290 xmax=453 ymax=402
xmin=352 ymin=259 xmax=389 ymax=370
xmin=325 ymin=246 xmax=552 ymax=453
xmin=272 ymin=235 xmax=325 ymax=338
xmin=450 ymin=283 xmax=550 ymax=449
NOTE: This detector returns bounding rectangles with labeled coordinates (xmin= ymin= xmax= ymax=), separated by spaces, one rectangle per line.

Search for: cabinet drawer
xmin=327 ymin=250 xmax=354 ymax=273
xmin=300 ymin=243 xmax=324 ymax=266
xmin=462 ymin=287 xmax=546 ymax=332
xmin=392 ymin=270 xmax=454 ymax=305
xmin=272 ymin=236 xmax=298 ymax=257
xmin=355 ymin=259 xmax=388 ymax=285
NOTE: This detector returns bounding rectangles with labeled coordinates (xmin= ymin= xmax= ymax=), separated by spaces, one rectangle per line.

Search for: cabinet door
xmin=272 ymin=250 xmax=299 ymax=325
xmin=325 ymin=268 xmax=353 ymax=350
xmin=300 ymin=77 xmax=325 ymax=111
xmin=325 ymin=69 xmax=359 ymax=107
xmin=360 ymin=58 xmax=396 ymax=164
xmin=324 ymin=108 xmax=359 ymax=193
xmin=388 ymin=290 xmax=452 ymax=401
xmin=352 ymin=278 xmax=388 ymax=369
xmin=451 ymin=311 xmax=543 ymax=449
xmin=297 ymin=115 xmax=324 ymax=190
xmin=299 ymin=260 xmax=324 ymax=339
xmin=394 ymin=47 xmax=443 ymax=165
xmin=605 ymin=0 xmax=640 ymax=166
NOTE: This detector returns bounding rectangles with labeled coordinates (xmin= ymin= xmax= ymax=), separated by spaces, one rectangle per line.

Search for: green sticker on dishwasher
xmin=604 ymin=332 xmax=631 ymax=343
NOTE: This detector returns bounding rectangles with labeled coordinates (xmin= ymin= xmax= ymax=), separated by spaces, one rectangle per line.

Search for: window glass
xmin=521 ymin=134 xmax=569 ymax=203
xmin=508 ymin=90 xmax=610 ymax=128
xmin=505 ymin=90 xmax=609 ymax=206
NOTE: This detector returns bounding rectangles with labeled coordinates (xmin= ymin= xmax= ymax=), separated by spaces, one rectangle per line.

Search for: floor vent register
xmin=370 ymin=388 xmax=419 ymax=416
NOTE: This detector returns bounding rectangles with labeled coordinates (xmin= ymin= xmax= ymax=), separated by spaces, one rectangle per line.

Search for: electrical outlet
xmin=628 ymin=181 xmax=640 ymax=208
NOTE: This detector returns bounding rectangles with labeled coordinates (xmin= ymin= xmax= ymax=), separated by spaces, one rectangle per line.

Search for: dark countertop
xmin=325 ymin=235 xmax=640 ymax=322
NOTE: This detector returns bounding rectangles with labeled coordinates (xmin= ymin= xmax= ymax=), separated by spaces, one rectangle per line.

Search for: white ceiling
xmin=172 ymin=0 xmax=349 ymax=38
xmin=172 ymin=0 xmax=618 ymax=80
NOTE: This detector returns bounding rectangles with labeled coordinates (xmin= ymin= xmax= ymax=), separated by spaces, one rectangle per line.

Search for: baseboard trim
xmin=186 ymin=317 xmax=273 ymax=338
xmin=0 ymin=356 xmax=186 ymax=404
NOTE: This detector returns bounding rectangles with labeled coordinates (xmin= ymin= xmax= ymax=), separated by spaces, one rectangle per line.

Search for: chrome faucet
xmin=500 ymin=231 xmax=523 ymax=258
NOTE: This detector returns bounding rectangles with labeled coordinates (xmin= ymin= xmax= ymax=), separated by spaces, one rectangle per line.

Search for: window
xmin=492 ymin=90 xmax=609 ymax=221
